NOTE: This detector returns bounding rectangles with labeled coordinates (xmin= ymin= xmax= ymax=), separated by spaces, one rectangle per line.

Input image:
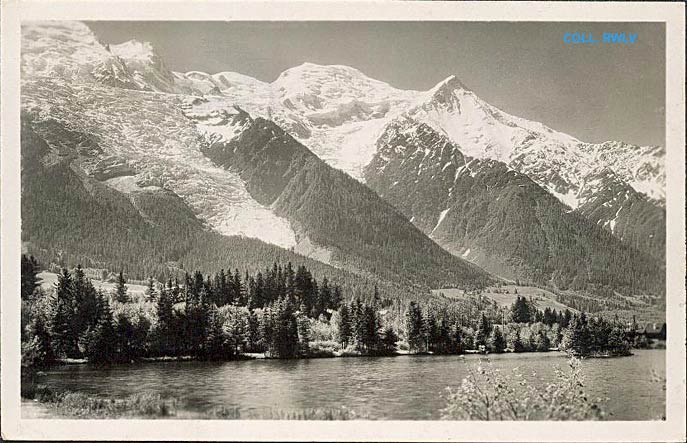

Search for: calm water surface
xmin=35 ymin=349 xmax=665 ymax=420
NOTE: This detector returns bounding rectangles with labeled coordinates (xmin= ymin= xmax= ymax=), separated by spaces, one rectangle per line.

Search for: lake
xmin=31 ymin=349 xmax=665 ymax=420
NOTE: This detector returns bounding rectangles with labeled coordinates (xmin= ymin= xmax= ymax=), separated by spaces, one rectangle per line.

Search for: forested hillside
xmin=201 ymin=115 xmax=491 ymax=290
xmin=21 ymin=117 xmax=425 ymax=301
xmin=576 ymin=171 xmax=665 ymax=262
xmin=364 ymin=120 xmax=665 ymax=297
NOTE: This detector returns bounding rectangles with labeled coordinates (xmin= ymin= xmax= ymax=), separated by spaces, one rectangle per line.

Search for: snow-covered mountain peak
xmin=428 ymin=74 xmax=470 ymax=95
xmin=22 ymin=21 xmax=138 ymax=89
xmin=110 ymin=39 xmax=156 ymax=62
xmin=273 ymin=62 xmax=415 ymax=111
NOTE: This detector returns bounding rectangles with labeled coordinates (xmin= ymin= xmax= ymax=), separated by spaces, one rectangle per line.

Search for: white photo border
xmin=1 ymin=1 xmax=685 ymax=441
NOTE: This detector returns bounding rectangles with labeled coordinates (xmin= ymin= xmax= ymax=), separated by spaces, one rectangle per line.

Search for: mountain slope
xmin=363 ymin=118 xmax=664 ymax=296
xmin=20 ymin=116 xmax=423 ymax=301
xmin=194 ymin=110 xmax=491 ymax=290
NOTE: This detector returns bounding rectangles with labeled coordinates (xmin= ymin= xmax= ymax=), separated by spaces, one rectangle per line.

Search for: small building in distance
xmin=641 ymin=322 xmax=666 ymax=341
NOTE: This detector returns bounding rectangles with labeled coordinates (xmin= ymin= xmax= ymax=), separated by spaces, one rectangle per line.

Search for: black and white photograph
xmin=1 ymin=1 xmax=685 ymax=441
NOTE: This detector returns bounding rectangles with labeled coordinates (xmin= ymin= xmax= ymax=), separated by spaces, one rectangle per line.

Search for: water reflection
xmin=36 ymin=349 xmax=665 ymax=420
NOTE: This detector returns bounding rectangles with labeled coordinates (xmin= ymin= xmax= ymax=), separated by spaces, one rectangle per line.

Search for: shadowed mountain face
xmin=363 ymin=118 xmax=664 ymax=297
xmin=575 ymin=172 xmax=665 ymax=262
xmin=200 ymin=114 xmax=492 ymax=290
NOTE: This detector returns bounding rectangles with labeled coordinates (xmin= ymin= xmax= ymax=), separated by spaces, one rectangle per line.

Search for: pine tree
xmin=52 ymin=268 xmax=78 ymax=358
xmin=535 ymin=330 xmax=551 ymax=352
xmin=145 ymin=277 xmax=156 ymax=302
xmin=475 ymin=313 xmax=492 ymax=348
xmin=380 ymin=325 xmax=398 ymax=354
xmin=216 ymin=269 xmax=230 ymax=306
xmin=405 ymin=301 xmax=424 ymax=353
xmin=204 ymin=306 xmax=228 ymax=360
xmin=285 ymin=262 xmax=295 ymax=299
xmin=561 ymin=312 xmax=591 ymax=356
xmin=115 ymin=270 xmax=129 ymax=303
xmin=247 ymin=276 xmax=258 ymax=309
xmin=72 ymin=265 xmax=99 ymax=343
xmin=488 ymin=326 xmax=506 ymax=353
xmin=21 ymin=254 xmax=41 ymax=301
xmin=296 ymin=311 xmax=311 ymax=355
xmin=510 ymin=328 xmax=525 ymax=352
xmin=254 ymin=272 xmax=265 ymax=309
xmin=22 ymin=312 xmax=55 ymax=368
xmin=451 ymin=323 xmax=464 ymax=354
xmin=82 ymin=293 xmax=117 ymax=363
xmin=156 ymin=285 xmax=175 ymax=355
xmin=316 ymin=277 xmax=332 ymax=318
xmin=422 ymin=309 xmax=437 ymax=353
xmin=511 ymin=296 xmax=532 ymax=323
xmin=272 ymin=296 xmax=299 ymax=358
xmin=331 ymin=285 xmax=343 ymax=310
xmin=337 ymin=304 xmax=352 ymax=349
xmin=436 ymin=317 xmax=451 ymax=354
xmin=257 ymin=307 xmax=274 ymax=354
xmin=363 ymin=304 xmax=380 ymax=353
xmin=351 ymin=298 xmax=365 ymax=351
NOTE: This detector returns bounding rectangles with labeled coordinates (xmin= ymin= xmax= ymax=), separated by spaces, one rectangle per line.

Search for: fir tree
xmin=405 ymin=301 xmax=424 ymax=353
xmin=297 ymin=311 xmax=311 ymax=355
xmin=488 ymin=326 xmax=506 ymax=353
xmin=155 ymin=285 xmax=175 ymax=355
xmin=337 ymin=304 xmax=352 ymax=349
xmin=52 ymin=268 xmax=78 ymax=358
xmin=561 ymin=312 xmax=592 ymax=356
xmin=331 ymin=285 xmax=343 ymax=310
xmin=82 ymin=293 xmax=117 ymax=363
xmin=351 ymin=298 xmax=366 ymax=351
xmin=380 ymin=325 xmax=398 ymax=354
xmin=22 ymin=313 xmax=55 ymax=368
xmin=115 ymin=270 xmax=129 ymax=303
xmin=21 ymin=254 xmax=41 ymax=301
xmin=316 ymin=277 xmax=332 ymax=318
xmin=145 ymin=277 xmax=156 ymax=302
xmin=204 ymin=306 xmax=228 ymax=360
xmin=451 ymin=324 xmax=464 ymax=354
xmin=475 ymin=313 xmax=492 ymax=348
xmin=362 ymin=304 xmax=380 ymax=353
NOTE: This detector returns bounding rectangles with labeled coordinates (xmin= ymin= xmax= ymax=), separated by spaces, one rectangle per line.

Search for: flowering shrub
xmin=441 ymin=357 xmax=606 ymax=420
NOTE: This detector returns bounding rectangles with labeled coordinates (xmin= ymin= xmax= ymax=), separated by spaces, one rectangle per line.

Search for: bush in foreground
xmin=441 ymin=357 xmax=606 ymax=420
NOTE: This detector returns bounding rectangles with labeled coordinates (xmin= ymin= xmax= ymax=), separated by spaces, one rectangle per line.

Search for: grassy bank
xmin=21 ymin=385 xmax=365 ymax=420
xmin=22 ymin=386 xmax=176 ymax=419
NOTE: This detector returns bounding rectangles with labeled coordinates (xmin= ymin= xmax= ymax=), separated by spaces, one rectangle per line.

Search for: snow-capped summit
xmin=21 ymin=21 xmax=138 ymax=89
xmin=425 ymin=74 xmax=470 ymax=102
xmin=273 ymin=63 xmax=414 ymax=109
xmin=110 ymin=39 xmax=183 ymax=93
xmin=110 ymin=39 xmax=156 ymax=62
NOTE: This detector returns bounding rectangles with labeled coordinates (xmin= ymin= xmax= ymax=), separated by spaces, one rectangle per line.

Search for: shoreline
xmin=30 ymin=345 xmax=652 ymax=371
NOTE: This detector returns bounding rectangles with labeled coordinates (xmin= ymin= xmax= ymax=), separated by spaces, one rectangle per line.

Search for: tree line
xmin=21 ymin=255 xmax=639 ymax=369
